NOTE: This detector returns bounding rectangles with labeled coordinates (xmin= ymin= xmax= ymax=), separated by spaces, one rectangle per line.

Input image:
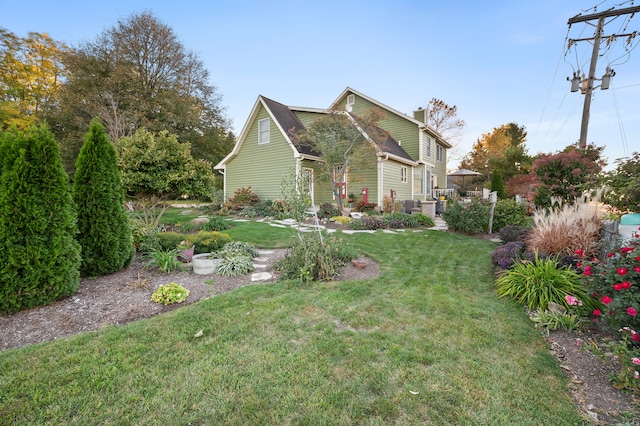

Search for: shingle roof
xmin=261 ymin=96 xmax=320 ymax=157
xmin=350 ymin=114 xmax=414 ymax=163
xmin=261 ymin=96 xmax=412 ymax=162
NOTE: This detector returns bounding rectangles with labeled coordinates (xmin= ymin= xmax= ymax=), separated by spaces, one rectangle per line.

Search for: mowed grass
xmin=0 ymin=227 xmax=585 ymax=425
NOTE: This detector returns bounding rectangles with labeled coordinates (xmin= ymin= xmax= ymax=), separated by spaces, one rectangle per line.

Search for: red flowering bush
xmin=577 ymin=231 xmax=640 ymax=393
xmin=577 ymin=231 xmax=640 ymax=331
xmin=224 ymin=187 xmax=260 ymax=211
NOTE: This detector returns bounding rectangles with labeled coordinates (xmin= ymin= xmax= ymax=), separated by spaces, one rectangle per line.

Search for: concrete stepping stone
xmin=251 ymin=272 xmax=272 ymax=282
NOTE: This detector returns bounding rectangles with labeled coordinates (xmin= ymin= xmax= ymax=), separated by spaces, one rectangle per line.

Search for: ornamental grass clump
xmin=495 ymin=251 xmax=599 ymax=311
xmin=526 ymin=194 xmax=602 ymax=258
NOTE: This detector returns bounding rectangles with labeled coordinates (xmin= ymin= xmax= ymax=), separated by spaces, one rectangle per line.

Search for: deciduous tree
xmin=422 ymin=98 xmax=465 ymax=167
xmin=296 ymin=109 xmax=381 ymax=208
xmin=116 ymin=128 xmax=215 ymax=200
xmin=532 ymin=143 xmax=605 ymax=208
xmin=0 ymin=29 xmax=67 ymax=130
xmin=50 ymin=11 xmax=229 ymax=172
xmin=461 ymin=122 xmax=531 ymax=186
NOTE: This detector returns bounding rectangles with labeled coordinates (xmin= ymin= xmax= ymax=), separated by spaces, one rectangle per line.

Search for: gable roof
xmin=331 ymin=87 xmax=452 ymax=149
xmin=216 ymin=88 xmax=447 ymax=170
xmin=260 ymin=97 xmax=320 ymax=157
xmin=215 ymin=95 xmax=322 ymax=169
xmin=348 ymin=113 xmax=416 ymax=165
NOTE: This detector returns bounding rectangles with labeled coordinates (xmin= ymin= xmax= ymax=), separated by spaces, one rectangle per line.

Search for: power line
xmin=566 ymin=4 xmax=640 ymax=148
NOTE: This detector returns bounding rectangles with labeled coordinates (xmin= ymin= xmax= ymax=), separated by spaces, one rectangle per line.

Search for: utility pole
xmin=567 ymin=5 xmax=640 ymax=149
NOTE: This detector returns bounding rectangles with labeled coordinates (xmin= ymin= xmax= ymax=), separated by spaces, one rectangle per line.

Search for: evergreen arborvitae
xmin=491 ymin=172 xmax=507 ymax=199
xmin=0 ymin=125 xmax=81 ymax=313
xmin=72 ymin=118 xmax=134 ymax=276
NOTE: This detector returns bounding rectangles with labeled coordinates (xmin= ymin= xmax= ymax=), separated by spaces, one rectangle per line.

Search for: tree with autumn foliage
xmin=0 ymin=29 xmax=67 ymax=130
xmin=462 ymin=123 xmax=530 ymax=177
xmin=461 ymin=122 xmax=532 ymax=188
xmin=532 ymin=143 xmax=605 ymax=208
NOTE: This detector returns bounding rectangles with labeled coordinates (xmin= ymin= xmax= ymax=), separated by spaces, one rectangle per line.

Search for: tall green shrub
xmin=0 ymin=125 xmax=81 ymax=313
xmin=490 ymin=172 xmax=507 ymax=199
xmin=73 ymin=119 xmax=134 ymax=276
xmin=492 ymin=199 xmax=532 ymax=231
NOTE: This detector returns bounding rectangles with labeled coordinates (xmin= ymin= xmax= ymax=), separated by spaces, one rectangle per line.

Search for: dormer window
xmin=258 ymin=118 xmax=270 ymax=144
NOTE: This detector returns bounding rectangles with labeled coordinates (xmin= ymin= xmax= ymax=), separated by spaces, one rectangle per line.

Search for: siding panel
xmin=226 ymin=107 xmax=296 ymax=201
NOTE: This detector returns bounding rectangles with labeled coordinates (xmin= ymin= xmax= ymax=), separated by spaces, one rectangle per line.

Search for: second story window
xmin=436 ymin=145 xmax=443 ymax=162
xmin=401 ymin=166 xmax=408 ymax=183
xmin=258 ymin=118 xmax=270 ymax=144
xmin=426 ymin=136 xmax=432 ymax=158
xmin=346 ymin=94 xmax=355 ymax=106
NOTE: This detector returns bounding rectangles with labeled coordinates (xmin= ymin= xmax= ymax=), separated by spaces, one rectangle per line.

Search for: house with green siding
xmin=214 ymin=87 xmax=451 ymax=210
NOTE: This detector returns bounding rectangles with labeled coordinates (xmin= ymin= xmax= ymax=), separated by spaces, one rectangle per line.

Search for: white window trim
xmin=346 ymin=94 xmax=355 ymax=105
xmin=258 ymin=118 xmax=270 ymax=145
xmin=401 ymin=166 xmax=408 ymax=183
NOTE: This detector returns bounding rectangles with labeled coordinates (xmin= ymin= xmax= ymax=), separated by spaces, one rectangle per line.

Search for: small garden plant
xmin=147 ymin=248 xmax=183 ymax=273
xmin=151 ymin=282 xmax=190 ymax=305
xmin=215 ymin=254 xmax=255 ymax=276
xmin=220 ymin=241 xmax=260 ymax=258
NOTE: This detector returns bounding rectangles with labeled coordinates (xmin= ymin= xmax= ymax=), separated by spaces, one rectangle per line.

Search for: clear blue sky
xmin=4 ymin=0 xmax=639 ymax=170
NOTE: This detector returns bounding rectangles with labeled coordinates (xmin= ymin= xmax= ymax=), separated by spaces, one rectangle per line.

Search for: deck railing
xmin=433 ymin=189 xmax=482 ymax=199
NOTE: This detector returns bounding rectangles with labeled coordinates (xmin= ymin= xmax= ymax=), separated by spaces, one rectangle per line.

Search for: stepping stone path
xmin=251 ymin=250 xmax=274 ymax=282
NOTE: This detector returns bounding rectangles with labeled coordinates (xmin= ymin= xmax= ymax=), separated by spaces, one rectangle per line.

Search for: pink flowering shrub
xmin=577 ymin=231 xmax=640 ymax=331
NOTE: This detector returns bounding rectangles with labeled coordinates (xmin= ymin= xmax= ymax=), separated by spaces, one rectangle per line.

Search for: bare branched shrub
xmin=526 ymin=192 xmax=604 ymax=258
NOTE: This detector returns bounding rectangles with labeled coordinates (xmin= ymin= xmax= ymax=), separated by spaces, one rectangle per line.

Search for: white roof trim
xmin=378 ymin=152 xmax=419 ymax=167
xmin=288 ymin=106 xmax=328 ymax=114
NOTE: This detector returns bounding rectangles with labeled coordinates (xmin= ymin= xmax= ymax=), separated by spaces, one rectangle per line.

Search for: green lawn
xmin=0 ymin=227 xmax=586 ymax=425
